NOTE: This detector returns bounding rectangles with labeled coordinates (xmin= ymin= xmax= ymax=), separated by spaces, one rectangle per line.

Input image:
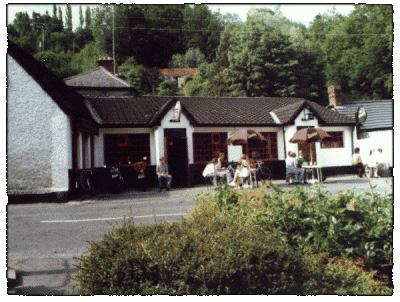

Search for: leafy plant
xmin=74 ymin=215 xmax=314 ymax=295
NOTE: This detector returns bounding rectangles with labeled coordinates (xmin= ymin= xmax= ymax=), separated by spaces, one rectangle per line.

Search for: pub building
xmin=86 ymin=94 xmax=356 ymax=188
xmin=8 ymin=42 xmax=366 ymax=202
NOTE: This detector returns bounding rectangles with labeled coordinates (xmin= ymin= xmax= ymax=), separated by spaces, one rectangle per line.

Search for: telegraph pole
xmin=112 ymin=5 xmax=116 ymax=74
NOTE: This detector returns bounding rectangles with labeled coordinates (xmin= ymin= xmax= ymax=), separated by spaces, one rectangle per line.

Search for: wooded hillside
xmin=8 ymin=4 xmax=393 ymax=104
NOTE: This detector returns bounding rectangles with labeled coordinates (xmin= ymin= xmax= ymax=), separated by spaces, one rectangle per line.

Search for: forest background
xmin=8 ymin=4 xmax=393 ymax=105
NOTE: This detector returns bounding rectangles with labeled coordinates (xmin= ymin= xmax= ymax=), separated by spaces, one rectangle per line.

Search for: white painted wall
xmin=354 ymin=130 xmax=393 ymax=167
xmin=7 ymin=55 xmax=72 ymax=194
xmin=283 ymin=109 xmax=353 ymax=167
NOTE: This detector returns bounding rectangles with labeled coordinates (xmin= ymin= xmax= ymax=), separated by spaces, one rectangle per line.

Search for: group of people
xmin=202 ymin=152 xmax=252 ymax=187
xmin=157 ymin=147 xmax=390 ymax=192
xmin=352 ymin=147 xmax=390 ymax=178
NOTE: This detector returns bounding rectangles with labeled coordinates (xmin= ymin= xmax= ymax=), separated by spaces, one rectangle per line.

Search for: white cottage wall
xmin=7 ymin=55 xmax=72 ymax=194
xmin=354 ymin=130 xmax=393 ymax=167
xmin=283 ymin=109 xmax=353 ymax=167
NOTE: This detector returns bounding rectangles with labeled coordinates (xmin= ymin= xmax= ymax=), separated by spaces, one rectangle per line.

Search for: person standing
xmin=352 ymin=147 xmax=365 ymax=178
xmin=156 ymin=157 xmax=172 ymax=191
xmin=367 ymin=149 xmax=377 ymax=178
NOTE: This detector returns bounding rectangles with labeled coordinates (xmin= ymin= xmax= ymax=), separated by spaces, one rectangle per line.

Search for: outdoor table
xmin=302 ymin=165 xmax=323 ymax=183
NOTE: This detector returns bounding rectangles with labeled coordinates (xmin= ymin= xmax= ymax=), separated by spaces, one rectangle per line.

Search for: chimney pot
xmin=98 ymin=58 xmax=115 ymax=74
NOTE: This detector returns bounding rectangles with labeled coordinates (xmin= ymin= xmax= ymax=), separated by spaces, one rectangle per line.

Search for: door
xmin=165 ymin=137 xmax=189 ymax=188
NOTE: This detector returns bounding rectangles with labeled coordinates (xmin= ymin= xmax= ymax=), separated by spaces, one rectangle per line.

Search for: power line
xmin=10 ymin=21 xmax=391 ymax=36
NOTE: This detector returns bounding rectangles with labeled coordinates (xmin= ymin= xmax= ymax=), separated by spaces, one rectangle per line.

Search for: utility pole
xmin=112 ymin=5 xmax=116 ymax=74
xmin=41 ymin=25 xmax=45 ymax=50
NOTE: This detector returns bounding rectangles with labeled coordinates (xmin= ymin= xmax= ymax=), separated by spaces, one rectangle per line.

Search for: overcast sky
xmin=6 ymin=2 xmax=357 ymax=29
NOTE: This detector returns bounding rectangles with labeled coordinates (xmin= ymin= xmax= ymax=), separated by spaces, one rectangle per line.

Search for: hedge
xmin=74 ymin=215 xmax=315 ymax=295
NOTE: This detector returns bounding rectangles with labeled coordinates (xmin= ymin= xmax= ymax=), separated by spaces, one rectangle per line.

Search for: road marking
xmin=40 ymin=213 xmax=187 ymax=223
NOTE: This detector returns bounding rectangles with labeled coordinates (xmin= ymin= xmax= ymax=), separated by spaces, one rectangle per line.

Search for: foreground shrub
xmin=74 ymin=216 xmax=314 ymax=295
xmin=258 ymin=184 xmax=393 ymax=277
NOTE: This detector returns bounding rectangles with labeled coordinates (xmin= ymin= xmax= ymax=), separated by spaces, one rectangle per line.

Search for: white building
xmin=8 ymin=43 xmax=361 ymax=201
xmin=7 ymin=41 xmax=98 ymax=202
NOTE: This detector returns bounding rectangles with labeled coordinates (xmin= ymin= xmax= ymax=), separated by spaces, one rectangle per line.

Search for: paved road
xmin=7 ymin=175 xmax=393 ymax=295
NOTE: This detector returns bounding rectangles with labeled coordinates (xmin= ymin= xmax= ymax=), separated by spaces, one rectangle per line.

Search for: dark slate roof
xmin=64 ymin=67 xmax=131 ymax=88
xmin=335 ymin=100 xmax=393 ymax=131
xmin=86 ymin=96 xmax=171 ymax=126
xmin=7 ymin=41 xmax=97 ymax=126
xmin=87 ymin=96 xmax=355 ymax=127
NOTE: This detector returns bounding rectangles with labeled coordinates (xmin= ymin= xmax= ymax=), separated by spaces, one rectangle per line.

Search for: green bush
xmin=74 ymin=216 xmax=314 ymax=295
xmin=256 ymin=184 xmax=393 ymax=276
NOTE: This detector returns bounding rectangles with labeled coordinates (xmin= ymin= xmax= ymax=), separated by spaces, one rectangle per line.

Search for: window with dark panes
xmin=320 ymin=131 xmax=344 ymax=148
xmin=104 ymin=134 xmax=150 ymax=165
xmin=247 ymin=132 xmax=278 ymax=160
xmin=193 ymin=132 xmax=227 ymax=163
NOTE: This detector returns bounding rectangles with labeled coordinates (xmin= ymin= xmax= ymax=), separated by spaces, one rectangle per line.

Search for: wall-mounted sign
xmin=355 ymin=106 xmax=367 ymax=124
xmin=172 ymin=101 xmax=181 ymax=122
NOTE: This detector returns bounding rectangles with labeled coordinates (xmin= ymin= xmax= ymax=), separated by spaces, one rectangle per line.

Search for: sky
xmin=6 ymin=2 xmax=359 ymax=29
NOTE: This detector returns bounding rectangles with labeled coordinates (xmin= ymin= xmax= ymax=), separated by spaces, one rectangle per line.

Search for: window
xmin=247 ymin=132 xmax=278 ymax=161
xmin=320 ymin=131 xmax=344 ymax=148
xmin=193 ymin=132 xmax=227 ymax=163
xmin=104 ymin=134 xmax=150 ymax=165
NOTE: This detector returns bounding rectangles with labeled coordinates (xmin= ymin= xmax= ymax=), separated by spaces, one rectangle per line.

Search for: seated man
xmin=156 ymin=157 xmax=172 ymax=191
xmin=285 ymin=151 xmax=304 ymax=184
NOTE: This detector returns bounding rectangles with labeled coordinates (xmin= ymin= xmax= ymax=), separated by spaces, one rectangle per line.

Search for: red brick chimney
xmin=98 ymin=57 xmax=115 ymax=74
xmin=328 ymin=85 xmax=342 ymax=107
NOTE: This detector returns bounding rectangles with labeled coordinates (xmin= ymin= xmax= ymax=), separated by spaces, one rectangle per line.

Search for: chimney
xmin=328 ymin=85 xmax=342 ymax=107
xmin=98 ymin=57 xmax=115 ymax=74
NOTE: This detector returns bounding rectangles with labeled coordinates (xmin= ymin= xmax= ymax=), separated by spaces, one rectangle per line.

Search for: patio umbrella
xmin=226 ymin=128 xmax=267 ymax=157
xmin=289 ymin=127 xmax=332 ymax=164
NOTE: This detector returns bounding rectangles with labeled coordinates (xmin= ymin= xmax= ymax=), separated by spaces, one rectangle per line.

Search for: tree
xmin=34 ymin=50 xmax=77 ymax=79
xmin=308 ymin=4 xmax=393 ymax=101
xmin=79 ymin=6 xmax=85 ymax=28
xmin=85 ymin=6 xmax=92 ymax=29
xmin=70 ymin=41 xmax=101 ymax=74
xmin=168 ymin=48 xmax=206 ymax=68
xmin=65 ymin=4 xmax=73 ymax=32
xmin=158 ymin=80 xmax=178 ymax=96
xmin=182 ymin=5 xmax=223 ymax=62
xmin=220 ymin=9 xmax=326 ymax=102
xmin=118 ymin=57 xmax=154 ymax=95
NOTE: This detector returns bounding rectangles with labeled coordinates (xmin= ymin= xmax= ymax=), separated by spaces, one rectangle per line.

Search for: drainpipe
xmin=282 ymin=125 xmax=287 ymax=160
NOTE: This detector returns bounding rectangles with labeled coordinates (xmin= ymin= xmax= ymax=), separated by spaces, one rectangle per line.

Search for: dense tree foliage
xmin=8 ymin=4 xmax=392 ymax=102
xmin=308 ymin=4 xmax=393 ymax=101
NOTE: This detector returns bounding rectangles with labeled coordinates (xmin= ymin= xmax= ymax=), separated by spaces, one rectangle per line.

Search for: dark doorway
xmin=166 ymin=137 xmax=189 ymax=187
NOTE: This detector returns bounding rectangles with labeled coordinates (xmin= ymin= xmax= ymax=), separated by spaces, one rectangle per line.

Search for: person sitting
xmin=376 ymin=148 xmax=391 ymax=177
xmin=296 ymin=150 xmax=313 ymax=182
xmin=352 ymin=147 xmax=365 ymax=178
xmin=156 ymin=157 xmax=172 ymax=192
xmin=203 ymin=158 xmax=218 ymax=186
xmin=229 ymin=154 xmax=250 ymax=187
xmin=286 ymin=151 xmax=304 ymax=184
xmin=215 ymin=152 xmax=233 ymax=184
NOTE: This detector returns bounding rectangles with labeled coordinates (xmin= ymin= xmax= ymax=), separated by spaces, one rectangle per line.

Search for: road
xmin=7 ymin=187 xmax=206 ymax=295
xmin=7 ymin=175 xmax=393 ymax=295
